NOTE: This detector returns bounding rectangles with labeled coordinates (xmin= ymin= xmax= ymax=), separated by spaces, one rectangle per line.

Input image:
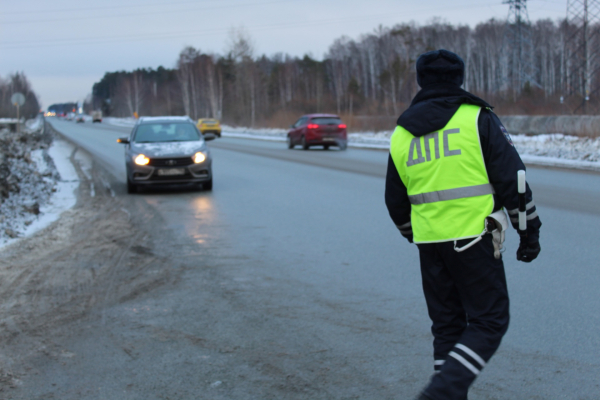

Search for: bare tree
xmin=227 ymin=26 xmax=257 ymax=126
xmin=96 ymin=17 xmax=600 ymax=124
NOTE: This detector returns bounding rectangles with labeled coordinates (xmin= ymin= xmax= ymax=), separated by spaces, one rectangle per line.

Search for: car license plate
xmin=157 ymin=168 xmax=185 ymax=176
xmin=323 ymin=137 xmax=335 ymax=141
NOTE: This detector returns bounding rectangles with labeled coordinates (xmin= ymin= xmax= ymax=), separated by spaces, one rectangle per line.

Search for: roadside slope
xmin=0 ymin=143 xmax=173 ymax=393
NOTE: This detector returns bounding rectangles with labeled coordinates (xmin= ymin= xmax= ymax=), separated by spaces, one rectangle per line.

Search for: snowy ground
xmin=103 ymin=116 xmax=137 ymax=127
xmin=98 ymin=117 xmax=600 ymax=171
xmin=25 ymin=117 xmax=43 ymax=131
xmin=0 ymin=118 xmax=80 ymax=249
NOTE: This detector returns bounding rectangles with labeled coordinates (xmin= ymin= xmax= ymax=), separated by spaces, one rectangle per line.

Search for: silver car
xmin=117 ymin=117 xmax=215 ymax=193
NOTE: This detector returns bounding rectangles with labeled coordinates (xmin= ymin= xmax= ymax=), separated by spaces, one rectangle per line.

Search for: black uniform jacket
xmin=385 ymin=83 xmax=542 ymax=243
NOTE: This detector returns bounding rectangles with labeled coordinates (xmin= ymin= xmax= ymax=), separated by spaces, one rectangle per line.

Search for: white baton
xmin=517 ymin=170 xmax=527 ymax=232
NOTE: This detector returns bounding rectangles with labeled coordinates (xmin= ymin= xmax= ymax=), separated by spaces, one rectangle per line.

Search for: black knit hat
xmin=416 ymin=49 xmax=465 ymax=88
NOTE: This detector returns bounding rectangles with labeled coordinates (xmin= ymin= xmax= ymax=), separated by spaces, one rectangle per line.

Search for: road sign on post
xmin=10 ymin=92 xmax=25 ymax=133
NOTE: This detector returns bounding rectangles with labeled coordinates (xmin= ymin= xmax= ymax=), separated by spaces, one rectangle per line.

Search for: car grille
xmin=148 ymin=157 xmax=194 ymax=167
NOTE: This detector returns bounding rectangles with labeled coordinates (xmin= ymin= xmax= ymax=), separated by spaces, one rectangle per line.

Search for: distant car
xmin=196 ymin=118 xmax=221 ymax=137
xmin=92 ymin=110 xmax=102 ymax=123
xmin=287 ymin=114 xmax=347 ymax=150
xmin=117 ymin=116 xmax=215 ymax=194
xmin=75 ymin=114 xmax=85 ymax=123
xmin=66 ymin=112 xmax=75 ymax=121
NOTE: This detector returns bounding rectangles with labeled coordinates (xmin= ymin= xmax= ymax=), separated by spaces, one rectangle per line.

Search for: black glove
xmin=516 ymin=235 xmax=541 ymax=262
xmin=401 ymin=233 xmax=414 ymax=244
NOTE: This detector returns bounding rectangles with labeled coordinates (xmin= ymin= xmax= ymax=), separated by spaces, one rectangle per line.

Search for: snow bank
xmin=104 ymin=117 xmax=137 ymax=127
xmin=511 ymin=134 xmax=600 ymax=171
xmin=221 ymin=125 xmax=288 ymax=142
xmin=511 ymin=133 xmax=600 ymax=162
xmin=0 ymin=119 xmax=79 ymax=249
xmin=25 ymin=115 xmax=43 ymax=132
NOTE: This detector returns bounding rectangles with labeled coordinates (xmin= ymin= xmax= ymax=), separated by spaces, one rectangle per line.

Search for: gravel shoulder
xmin=0 ymin=138 xmax=173 ymax=397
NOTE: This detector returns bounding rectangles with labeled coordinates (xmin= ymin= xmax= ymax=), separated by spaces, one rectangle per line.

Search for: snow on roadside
xmin=14 ymin=139 xmax=79 ymax=246
xmin=0 ymin=122 xmax=79 ymax=250
xmin=511 ymin=134 xmax=600 ymax=162
xmin=25 ymin=116 xmax=43 ymax=131
xmin=227 ymin=127 xmax=600 ymax=171
xmin=103 ymin=117 xmax=600 ymax=172
xmin=103 ymin=117 xmax=137 ymax=127
xmin=221 ymin=125 xmax=288 ymax=140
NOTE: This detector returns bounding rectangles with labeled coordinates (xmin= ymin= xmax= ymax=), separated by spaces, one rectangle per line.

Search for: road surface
xmin=1 ymin=118 xmax=598 ymax=399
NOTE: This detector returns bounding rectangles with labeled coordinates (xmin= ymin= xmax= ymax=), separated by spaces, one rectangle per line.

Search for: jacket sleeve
xmin=385 ymin=153 xmax=413 ymax=241
xmin=478 ymin=109 xmax=542 ymax=242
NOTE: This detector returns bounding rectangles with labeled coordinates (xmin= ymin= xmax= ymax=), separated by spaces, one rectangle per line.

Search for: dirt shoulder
xmin=0 ymin=141 xmax=173 ymax=395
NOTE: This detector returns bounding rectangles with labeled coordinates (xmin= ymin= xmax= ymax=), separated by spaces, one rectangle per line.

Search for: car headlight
xmin=193 ymin=152 xmax=206 ymax=163
xmin=134 ymin=154 xmax=150 ymax=165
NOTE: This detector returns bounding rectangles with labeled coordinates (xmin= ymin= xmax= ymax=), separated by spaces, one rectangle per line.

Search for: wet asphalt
xmin=43 ymin=118 xmax=600 ymax=399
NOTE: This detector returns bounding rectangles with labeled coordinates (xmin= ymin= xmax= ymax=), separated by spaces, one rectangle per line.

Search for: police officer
xmin=385 ymin=49 xmax=542 ymax=400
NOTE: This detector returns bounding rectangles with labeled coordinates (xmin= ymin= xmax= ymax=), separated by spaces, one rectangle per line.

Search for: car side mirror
xmin=203 ymin=133 xmax=217 ymax=141
xmin=117 ymin=137 xmax=130 ymax=144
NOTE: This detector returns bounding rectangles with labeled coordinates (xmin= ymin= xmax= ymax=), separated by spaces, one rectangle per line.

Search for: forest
xmin=91 ymin=18 xmax=600 ymax=130
xmin=0 ymin=73 xmax=40 ymax=119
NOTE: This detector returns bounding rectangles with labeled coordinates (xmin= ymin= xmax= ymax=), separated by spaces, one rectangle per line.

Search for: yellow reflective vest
xmin=390 ymin=104 xmax=495 ymax=243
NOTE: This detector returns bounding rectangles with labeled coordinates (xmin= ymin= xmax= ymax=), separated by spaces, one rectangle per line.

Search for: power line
xmin=0 ymin=2 xmax=500 ymax=50
xmin=0 ymin=0 xmax=250 ymax=16
xmin=0 ymin=13 xmax=407 ymax=50
xmin=0 ymin=0 xmax=284 ymax=25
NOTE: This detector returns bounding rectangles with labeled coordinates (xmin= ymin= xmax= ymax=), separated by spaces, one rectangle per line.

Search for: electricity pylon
xmin=565 ymin=0 xmax=600 ymax=113
xmin=501 ymin=0 xmax=540 ymax=96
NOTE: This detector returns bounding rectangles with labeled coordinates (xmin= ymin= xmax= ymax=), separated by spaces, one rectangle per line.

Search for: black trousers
xmin=417 ymin=235 xmax=510 ymax=400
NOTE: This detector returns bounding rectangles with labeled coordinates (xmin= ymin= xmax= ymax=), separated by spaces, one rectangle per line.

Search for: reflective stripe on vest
xmin=408 ymin=183 xmax=495 ymax=205
xmin=390 ymin=104 xmax=495 ymax=243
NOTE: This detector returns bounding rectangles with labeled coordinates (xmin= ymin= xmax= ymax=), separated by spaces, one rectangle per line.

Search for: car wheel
xmin=323 ymin=145 xmax=330 ymax=150
xmin=287 ymin=136 xmax=294 ymax=149
xmin=301 ymin=136 xmax=309 ymax=150
xmin=127 ymin=178 xmax=137 ymax=194
xmin=203 ymin=179 xmax=213 ymax=191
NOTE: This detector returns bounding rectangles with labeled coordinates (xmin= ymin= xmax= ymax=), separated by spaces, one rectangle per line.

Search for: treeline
xmin=92 ymin=18 xmax=600 ymax=128
xmin=47 ymin=102 xmax=78 ymax=115
xmin=0 ymin=73 xmax=40 ymax=119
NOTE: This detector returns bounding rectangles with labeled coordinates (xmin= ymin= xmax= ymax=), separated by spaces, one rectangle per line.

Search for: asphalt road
xmin=35 ymin=119 xmax=600 ymax=399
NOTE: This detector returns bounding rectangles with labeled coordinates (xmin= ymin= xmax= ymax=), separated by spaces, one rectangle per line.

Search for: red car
xmin=287 ymin=114 xmax=347 ymax=150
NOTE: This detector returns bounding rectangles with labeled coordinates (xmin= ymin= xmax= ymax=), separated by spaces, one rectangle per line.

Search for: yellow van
xmin=196 ymin=118 xmax=221 ymax=137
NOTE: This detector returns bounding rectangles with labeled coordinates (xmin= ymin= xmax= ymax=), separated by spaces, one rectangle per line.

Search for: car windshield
xmin=310 ymin=117 xmax=342 ymax=125
xmin=134 ymin=123 xmax=201 ymax=143
xmin=202 ymin=119 xmax=218 ymax=124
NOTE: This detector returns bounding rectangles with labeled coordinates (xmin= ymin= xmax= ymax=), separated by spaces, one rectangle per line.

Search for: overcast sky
xmin=0 ymin=0 xmax=567 ymax=108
